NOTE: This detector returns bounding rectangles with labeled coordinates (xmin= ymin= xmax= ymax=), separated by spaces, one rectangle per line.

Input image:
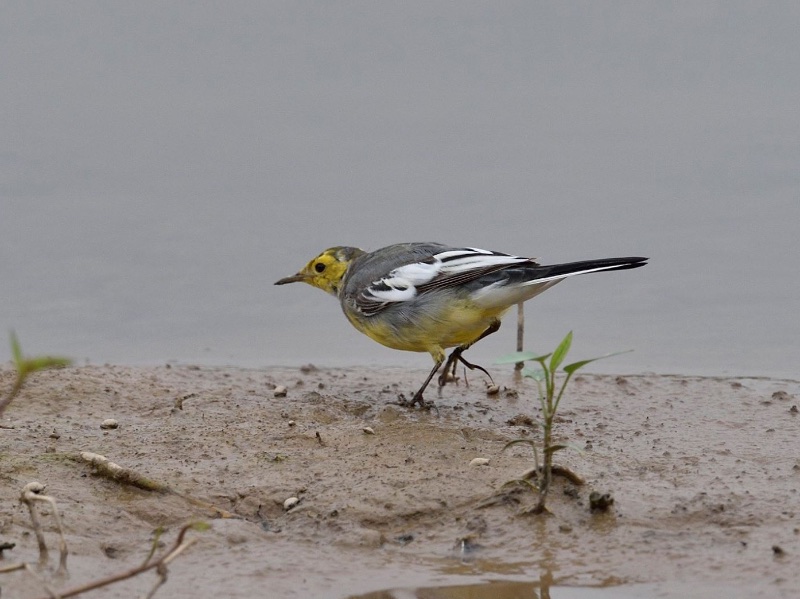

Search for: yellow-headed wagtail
xmin=276 ymin=243 xmax=647 ymax=408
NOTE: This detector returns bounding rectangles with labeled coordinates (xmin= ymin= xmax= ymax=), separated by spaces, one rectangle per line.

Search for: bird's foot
xmin=392 ymin=392 xmax=438 ymax=413
xmin=437 ymin=370 xmax=458 ymax=388
xmin=438 ymin=350 xmax=494 ymax=389
xmin=457 ymin=355 xmax=494 ymax=384
xmin=438 ymin=350 xmax=462 ymax=388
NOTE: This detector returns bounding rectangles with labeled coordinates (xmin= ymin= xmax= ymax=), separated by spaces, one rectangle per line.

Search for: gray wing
xmin=342 ymin=243 xmax=536 ymax=316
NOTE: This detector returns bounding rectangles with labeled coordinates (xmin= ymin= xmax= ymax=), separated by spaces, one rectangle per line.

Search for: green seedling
xmin=497 ymin=331 xmax=628 ymax=514
xmin=0 ymin=332 xmax=71 ymax=417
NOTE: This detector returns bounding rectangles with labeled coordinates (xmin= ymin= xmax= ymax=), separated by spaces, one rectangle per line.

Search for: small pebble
xmin=362 ymin=426 xmax=375 ymax=435
xmin=485 ymin=384 xmax=500 ymax=396
xmin=100 ymin=419 xmax=119 ymax=430
xmin=274 ymin=385 xmax=288 ymax=398
xmin=283 ymin=496 xmax=300 ymax=511
xmin=469 ymin=458 xmax=490 ymax=467
xmin=287 ymin=420 xmax=296 ymax=427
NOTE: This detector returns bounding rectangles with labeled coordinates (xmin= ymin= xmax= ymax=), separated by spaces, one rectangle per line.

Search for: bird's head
xmin=275 ymin=246 xmax=364 ymax=296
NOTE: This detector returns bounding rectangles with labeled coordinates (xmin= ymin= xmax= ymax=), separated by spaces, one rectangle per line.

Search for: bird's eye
xmin=314 ymin=262 xmax=326 ymax=273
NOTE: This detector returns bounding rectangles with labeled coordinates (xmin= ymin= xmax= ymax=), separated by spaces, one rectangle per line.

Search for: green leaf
xmin=10 ymin=332 xmax=23 ymax=367
xmin=549 ymin=331 xmax=573 ymax=372
xmin=495 ymin=351 xmax=545 ymax=365
xmin=23 ymin=356 xmax=71 ymax=372
xmin=543 ymin=444 xmax=569 ymax=455
xmin=563 ymin=349 xmax=632 ymax=374
xmin=9 ymin=333 xmax=71 ymax=374
xmin=522 ymin=366 xmax=545 ymax=381
xmin=502 ymin=438 xmax=538 ymax=452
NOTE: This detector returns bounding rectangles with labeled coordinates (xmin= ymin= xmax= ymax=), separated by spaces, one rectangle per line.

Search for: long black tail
xmin=524 ymin=256 xmax=648 ymax=286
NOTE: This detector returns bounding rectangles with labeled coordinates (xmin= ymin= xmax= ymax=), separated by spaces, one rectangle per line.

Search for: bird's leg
xmin=439 ymin=347 xmax=494 ymax=388
xmin=438 ymin=319 xmax=501 ymax=389
xmin=395 ymin=356 xmax=442 ymax=410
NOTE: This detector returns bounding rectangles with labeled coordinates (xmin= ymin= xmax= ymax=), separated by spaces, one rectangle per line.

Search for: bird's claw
xmin=393 ymin=393 xmax=438 ymax=413
xmin=438 ymin=350 xmax=493 ymax=390
xmin=437 ymin=370 xmax=458 ymax=388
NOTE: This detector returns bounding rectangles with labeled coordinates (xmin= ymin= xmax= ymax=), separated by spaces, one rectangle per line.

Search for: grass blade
xmin=563 ymin=349 xmax=632 ymax=375
xmin=502 ymin=439 xmax=538 ymax=452
xmin=549 ymin=331 xmax=573 ymax=372
xmin=495 ymin=351 xmax=545 ymax=365
xmin=543 ymin=444 xmax=569 ymax=455
xmin=10 ymin=331 xmax=23 ymax=368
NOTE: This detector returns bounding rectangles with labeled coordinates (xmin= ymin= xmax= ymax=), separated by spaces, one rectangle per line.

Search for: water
xmin=2 ymin=2 xmax=798 ymax=379
xmin=349 ymin=580 xmax=770 ymax=599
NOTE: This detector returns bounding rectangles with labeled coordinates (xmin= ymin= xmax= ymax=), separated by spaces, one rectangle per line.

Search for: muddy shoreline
xmin=1 ymin=365 xmax=798 ymax=598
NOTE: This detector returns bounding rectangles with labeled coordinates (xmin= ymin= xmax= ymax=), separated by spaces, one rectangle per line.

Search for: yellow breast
xmin=344 ymin=299 xmax=508 ymax=355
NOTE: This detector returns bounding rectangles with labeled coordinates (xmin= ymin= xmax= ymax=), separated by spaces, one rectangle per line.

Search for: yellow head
xmin=274 ymin=246 xmax=364 ymax=296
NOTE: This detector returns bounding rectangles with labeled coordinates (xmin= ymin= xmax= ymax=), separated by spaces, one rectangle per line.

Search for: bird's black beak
xmin=274 ymin=273 xmax=307 ymax=285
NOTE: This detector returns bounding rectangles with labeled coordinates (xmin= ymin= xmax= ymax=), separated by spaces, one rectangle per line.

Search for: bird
xmin=275 ymin=242 xmax=647 ymax=408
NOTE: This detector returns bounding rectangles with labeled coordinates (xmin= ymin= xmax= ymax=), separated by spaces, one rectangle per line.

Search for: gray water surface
xmin=2 ymin=2 xmax=798 ymax=378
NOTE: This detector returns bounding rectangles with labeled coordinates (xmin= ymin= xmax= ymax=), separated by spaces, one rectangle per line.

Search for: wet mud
xmin=1 ymin=365 xmax=798 ymax=598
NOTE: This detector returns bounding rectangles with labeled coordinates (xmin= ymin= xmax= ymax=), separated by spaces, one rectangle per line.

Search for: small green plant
xmin=0 ymin=332 xmax=71 ymax=417
xmin=497 ymin=331 xmax=627 ymax=514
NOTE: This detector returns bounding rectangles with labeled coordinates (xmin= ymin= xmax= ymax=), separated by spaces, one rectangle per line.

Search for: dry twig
xmin=0 ymin=561 xmax=62 ymax=598
xmin=78 ymin=452 xmax=236 ymax=518
xmin=28 ymin=522 xmax=206 ymax=599
xmin=515 ymin=302 xmax=525 ymax=371
xmin=79 ymin=452 xmax=169 ymax=492
xmin=20 ymin=482 xmax=69 ymax=575
xmin=4 ymin=482 xmax=207 ymax=599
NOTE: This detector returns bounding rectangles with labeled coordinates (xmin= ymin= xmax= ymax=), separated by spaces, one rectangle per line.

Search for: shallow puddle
xmin=350 ymin=579 xmax=607 ymax=598
xmin=349 ymin=580 xmax=760 ymax=599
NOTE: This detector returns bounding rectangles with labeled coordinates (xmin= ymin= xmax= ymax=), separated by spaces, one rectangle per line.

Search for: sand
xmin=1 ymin=364 xmax=799 ymax=598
